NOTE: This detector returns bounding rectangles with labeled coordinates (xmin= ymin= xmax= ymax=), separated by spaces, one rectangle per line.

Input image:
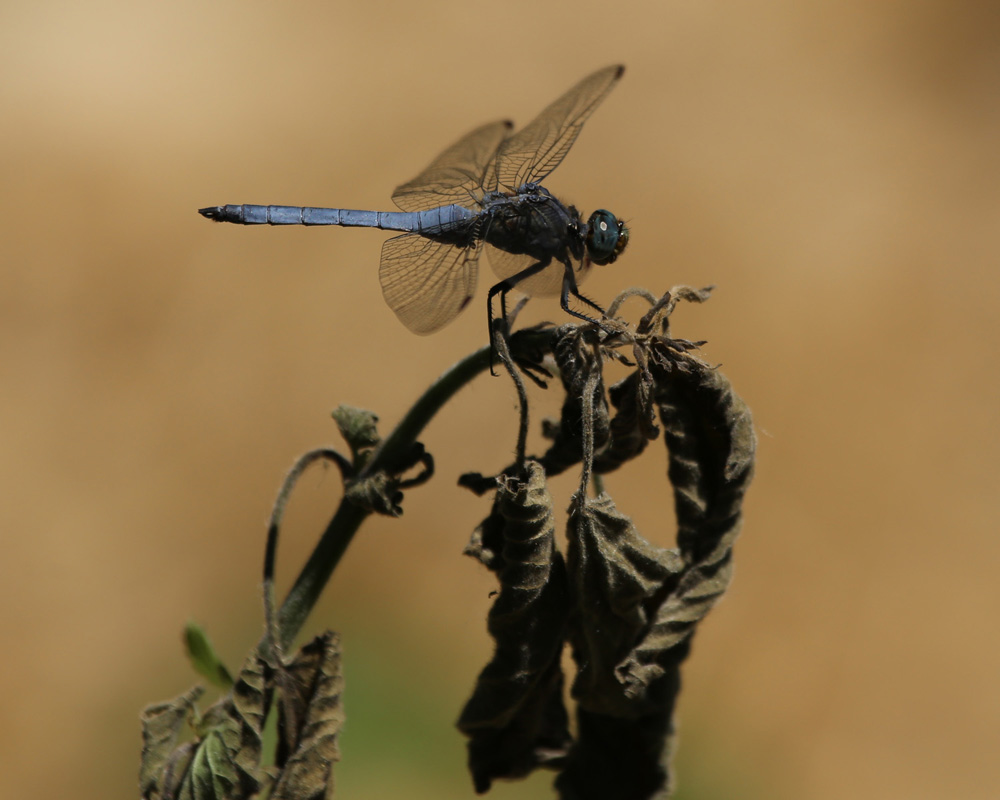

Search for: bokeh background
xmin=2 ymin=1 xmax=998 ymax=798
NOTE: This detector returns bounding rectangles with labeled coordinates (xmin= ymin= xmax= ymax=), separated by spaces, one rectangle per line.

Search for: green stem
xmin=275 ymin=500 xmax=369 ymax=651
xmin=364 ymin=345 xmax=491 ymax=479
xmin=274 ymin=343 xmax=493 ymax=650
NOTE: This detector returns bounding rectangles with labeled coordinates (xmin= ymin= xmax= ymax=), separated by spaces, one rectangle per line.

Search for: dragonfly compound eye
xmin=586 ymin=209 xmax=629 ymax=265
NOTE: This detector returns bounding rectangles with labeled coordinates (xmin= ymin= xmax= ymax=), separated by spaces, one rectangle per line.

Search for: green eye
xmin=585 ymin=210 xmax=628 ymax=265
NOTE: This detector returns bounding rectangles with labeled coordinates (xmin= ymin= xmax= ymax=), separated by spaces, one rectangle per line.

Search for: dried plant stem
xmin=576 ymin=371 xmax=600 ymax=500
xmin=264 ymin=448 xmax=351 ymax=662
xmin=492 ymin=320 xmax=529 ymax=469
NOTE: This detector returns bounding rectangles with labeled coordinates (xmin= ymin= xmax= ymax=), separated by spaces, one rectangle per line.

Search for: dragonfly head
xmin=585 ymin=210 xmax=629 ymax=265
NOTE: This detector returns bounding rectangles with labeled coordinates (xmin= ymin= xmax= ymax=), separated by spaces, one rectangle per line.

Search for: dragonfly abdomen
xmin=199 ymin=204 xmax=477 ymax=234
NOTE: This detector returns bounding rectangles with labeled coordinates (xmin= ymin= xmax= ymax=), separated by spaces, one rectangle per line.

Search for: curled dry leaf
xmin=330 ymin=405 xmax=381 ymax=459
xmin=557 ymin=350 xmax=755 ymax=800
xmin=554 ymin=703 xmax=681 ymax=800
xmin=592 ymin=370 xmax=659 ymax=474
xmin=540 ymin=326 xmax=610 ymax=476
xmin=565 ymin=492 xmax=685 ymax=717
xmin=461 ymin=479 xmax=507 ymax=573
xmin=457 ymin=460 xmax=573 ymax=793
xmin=271 ymin=632 xmax=345 ymax=800
xmin=140 ymin=687 xmax=204 ymax=800
xmin=460 ymin=294 xmax=755 ymax=799
xmin=139 ymin=653 xmax=270 ymax=800
xmin=651 ymin=351 xmax=756 ymax=648
xmin=343 ymin=472 xmax=405 ymax=517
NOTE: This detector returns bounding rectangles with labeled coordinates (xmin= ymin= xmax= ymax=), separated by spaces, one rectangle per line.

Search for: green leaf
xmin=184 ymin=622 xmax=234 ymax=690
xmin=186 ymin=728 xmax=238 ymax=800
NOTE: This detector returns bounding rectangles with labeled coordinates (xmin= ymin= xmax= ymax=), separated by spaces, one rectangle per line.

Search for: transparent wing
xmin=484 ymin=245 xmax=592 ymax=299
xmin=494 ymin=65 xmax=624 ymax=192
xmin=379 ymin=234 xmax=480 ymax=334
xmin=391 ymin=120 xmax=513 ymax=212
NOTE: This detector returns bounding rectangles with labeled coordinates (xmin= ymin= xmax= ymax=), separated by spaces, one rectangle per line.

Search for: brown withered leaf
xmin=540 ymin=326 xmax=610 ymax=476
xmin=565 ymin=493 xmax=685 ymax=718
xmin=462 ymin=484 xmax=507 ymax=572
xmin=198 ymin=652 xmax=270 ymax=799
xmin=140 ymin=686 xmax=204 ymax=799
xmin=592 ymin=370 xmax=659 ymax=474
xmin=343 ymin=441 xmax=432 ymax=517
xmin=140 ymin=652 xmax=270 ymax=800
xmin=554 ymin=360 xmax=756 ymax=800
xmin=556 ymin=356 xmax=753 ymax=799
xmin=343 ymin=471 xmax=405 ymax=517
xmin=330 ymin=405 xmax=381 ymax=458
xmin=459 ymin=470 xmax=509 ymax=572
xmin=271 ymin=632 xmax=344 ymax=800
xmin=458 ymin=460 xmax=573 ymax=793
xmin=649 ymin=353 xmax=755 ymax=651
xmin=554 ymin=701 xmax=682 ymax=800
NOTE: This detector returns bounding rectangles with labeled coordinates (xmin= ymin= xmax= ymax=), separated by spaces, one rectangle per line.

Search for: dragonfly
xmin=199 ymin=65 xmax=629 ymax=362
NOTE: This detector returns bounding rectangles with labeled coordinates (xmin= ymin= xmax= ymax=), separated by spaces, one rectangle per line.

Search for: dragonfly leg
xmin=559 ymin=259 xmax=608 ymax=328
xmin=486 ymin=258 xmax=553 ymax=375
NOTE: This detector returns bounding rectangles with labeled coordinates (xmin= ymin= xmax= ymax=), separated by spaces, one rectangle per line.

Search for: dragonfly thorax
xmin=479 ymin=186 xmax=584 ymax=261
xmin=585 ymin=210 xmax=629 ymax=265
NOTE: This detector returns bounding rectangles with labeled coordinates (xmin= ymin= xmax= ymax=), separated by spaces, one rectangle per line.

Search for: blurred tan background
xmin=2 ymin=1 xmax=998 ymax=798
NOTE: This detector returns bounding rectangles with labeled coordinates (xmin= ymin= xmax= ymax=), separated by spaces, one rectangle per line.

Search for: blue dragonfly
xmin=199 ymin=65 xmax=629 ymax=360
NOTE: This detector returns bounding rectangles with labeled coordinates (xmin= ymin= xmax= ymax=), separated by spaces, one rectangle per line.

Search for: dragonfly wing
xmin=392 ymin=120 xmax=513 ymax=212
xmin=494 ymin=65 xmax=624 ymax=191
xmin=379 ymin=234 xmax=480 ymax=334
xmin=484 ymin=245 xmax=591 ymax=299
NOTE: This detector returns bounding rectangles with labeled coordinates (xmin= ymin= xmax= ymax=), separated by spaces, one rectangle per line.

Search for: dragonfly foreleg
xmin=559 ymin=258 xmax=608 ymax=328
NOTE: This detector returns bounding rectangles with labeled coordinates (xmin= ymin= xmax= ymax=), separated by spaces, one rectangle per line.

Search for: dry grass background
xmin=1 ymin=1 xmax=998 ymax=798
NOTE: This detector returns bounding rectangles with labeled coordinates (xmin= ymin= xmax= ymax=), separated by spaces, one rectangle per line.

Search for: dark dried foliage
xmin=565 ymin=492 xmax=685 ymax=717
xmin=459 ymin=289 xmax=755 ymax=798
xmin=141 ymin=635 xmax=344 ymax=800
xmin=458 ymin=460 xmax=573 ymax=793
xmin=591 ymin=370 xmax=658 ymax=473
xmin=271 ymin=632 xmax=345 ymax=800
xmin=140 ymin=652 xmax=269 ymax=800
xmin=328 ymin=405 xmax=434 ymax=517
xmin=141 ymin=286 xmax=753 ymax=800
xmin=539 ymin=326 xmax=610 ymax=476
